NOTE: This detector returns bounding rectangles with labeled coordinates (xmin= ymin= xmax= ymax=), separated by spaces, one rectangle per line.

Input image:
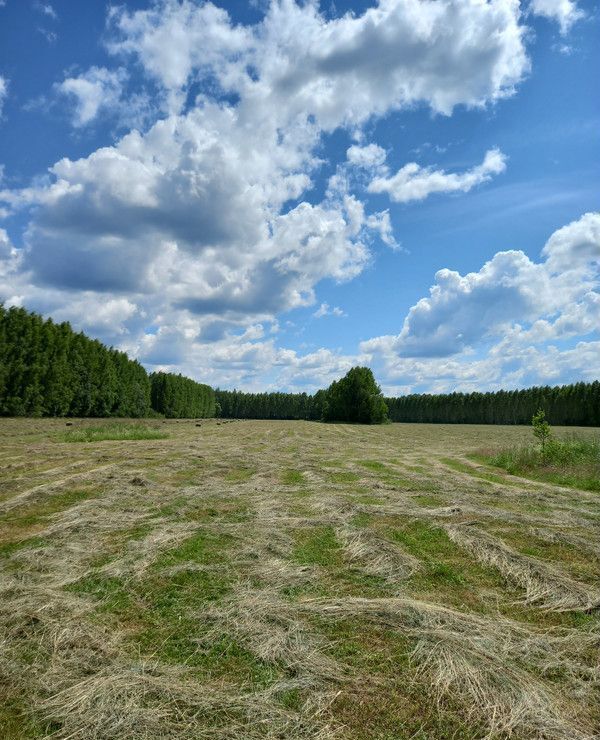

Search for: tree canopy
xmin=323 ymin=366 xmax=388 ymax=424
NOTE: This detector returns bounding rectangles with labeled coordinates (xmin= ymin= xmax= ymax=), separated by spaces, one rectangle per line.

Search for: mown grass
xmin=389 ymin=520 xmax=507 ymax=611
xmin=441 ymin=457 xmax=519 ymax=486
xmin=281 ymin=468 xmax=305 ymax=485
xmin=66 ymin=528 xmax=278 ymax=685
xmin=62 ymin=424 xmax=168 ymax=443
xmin=224 ymin=467 xmax=255 ymax=483
xmin=3 ymin=419 xmax=599 ymax=738
xmin=314 ymin=616 xmax=485 ymax=739
xmin=487 ymin=436 xmax=600 ymax=491
xmin=292 ymin=525 xmax=342 ymax=567
xmin=2 ymin=487 xmax=98 ymax=523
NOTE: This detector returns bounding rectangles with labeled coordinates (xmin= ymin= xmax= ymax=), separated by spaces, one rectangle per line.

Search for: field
xmin=1 ymin=419 xmax=599 ymax=739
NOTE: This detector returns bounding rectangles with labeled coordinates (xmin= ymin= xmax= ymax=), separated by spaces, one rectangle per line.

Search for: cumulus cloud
xmin=57 ymin=67 xmax=128 ymax=126
xmin=107 ymin=0 xmax=529 ymax=122
xmin=368 ymin=148 xmax=507 ymax=203
xmin=361 ymin=211 xmax=600 ymax=360
xmin=0 ymin=0 xmax=544 ymax=390
xmin=529 ymin=0 xmax=584 ymax=34
xmin=346 ymin=144 xmax=388 ymax=171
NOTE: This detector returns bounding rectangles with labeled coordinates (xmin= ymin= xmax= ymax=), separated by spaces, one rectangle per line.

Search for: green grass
xmin=0 ymin=488 xmax=99 ymax=528
xmin=62 ymin=424 xmax=168 ymax=443
xmin=281 ymin=469 xmax=305 ymax=485
xmin=441 ymin=457 xmax=519 ymax=485
xmin=64 ymin=529 xmax=278 ymax=685
xmin=0 ymin=535 xmax=48 ymax=558
xmin=224 ymin=467 xmax=255 ymax=483
xmin=292 ymin=525 xmax=342 ymax=567
xmin=413 ymin=494 xmax=448 ymax=508
xmin=66 ymin=574 xmax=133 ymax=613
xmin=327 ymin=471 xmax=360 ymax=483
xmin=487 ymin=437 xmax=600 ymax=491
xmin=0 ymin=693 xmax=50 ymax=739
xmin=313 ymin=616 xmax=485 ymax=740
xmin=389 ymin=521 xmax=506 ymax=609
xmin=357 ymin=460 xmax=388 ymax=472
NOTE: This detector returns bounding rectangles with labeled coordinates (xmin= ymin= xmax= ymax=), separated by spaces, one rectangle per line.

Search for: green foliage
xmin=490 ymin=435 xmax=600 ymax=491
xmin=215 ymin=388 xmax=322 ymax=420
xmin=384 ymin=381 xmax=600 ymax=426
xmin=215 ymin=380 xmax=600 ymax=425
xmin=0 ymin=305 xmax=217 ymax=420
xmin=0 ymin=305 xmax=151 ymax=417
xmin=150 ymin=371 xmax=215 ymax=418
xmin=532 ymin=408 xmax=552 ymax=451
xmin=322 ymin=366 xmax=388 ymax=424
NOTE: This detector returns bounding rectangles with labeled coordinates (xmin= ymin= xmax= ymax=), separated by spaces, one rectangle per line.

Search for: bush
xmin=490 ymin=435 xmax=600 ymax=491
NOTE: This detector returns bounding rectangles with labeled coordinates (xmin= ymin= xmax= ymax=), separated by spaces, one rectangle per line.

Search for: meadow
xmin=0 ymin=418 xmax=598 ymax=739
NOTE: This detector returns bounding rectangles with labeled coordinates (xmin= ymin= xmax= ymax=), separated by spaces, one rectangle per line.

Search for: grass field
xmin=1 ymin=418 xmax=599 ymax=739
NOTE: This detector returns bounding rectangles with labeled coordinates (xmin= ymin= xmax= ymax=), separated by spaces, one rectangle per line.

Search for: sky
xmin=0 ymin=0 xmax=598 ymax=395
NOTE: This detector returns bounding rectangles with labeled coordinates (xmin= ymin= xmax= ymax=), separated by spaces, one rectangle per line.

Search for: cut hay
xmin=445 ymin=524 xmax=600 ymax=612
xmin=297 ymin=596 xmax=599 ymax=740
xmin=336 ymin=524 xmax=420 ymax=582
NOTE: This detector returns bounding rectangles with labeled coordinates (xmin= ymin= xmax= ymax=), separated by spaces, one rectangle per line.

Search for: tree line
xmin=0 ymin=305 xmax=151 ymax=417
xmin=217 ymin=380 xmax=600 ymax=426
xmin=215 ymin=389 xmax=326 ymax=420
xmin=216 ymin=368 xmax=388 ymax=424
xmin=0 ymin=306 xmax=213 ymax=418
xmin=1 ymin=305 xmax=598 ymax=425
xmin=384 ymin=383 xmax=600 ymax=426
xmin=151 ymin=371 xmax=215 ymax=419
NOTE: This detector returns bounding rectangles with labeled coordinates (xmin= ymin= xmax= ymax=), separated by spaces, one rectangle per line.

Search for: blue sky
xmin=0 ymin=0 xmax=598 ymax=393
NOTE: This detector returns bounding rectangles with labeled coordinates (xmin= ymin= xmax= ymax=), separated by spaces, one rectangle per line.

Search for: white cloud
xmin=108 ymin=0 xmax=529 ymax=121
xmin=361 ymin=211 xmax=600 ymax=360
xmin=365 ymin=210 xmax=400 ymax=250
xmin=529 ymin=0 xmax=584 ymax=34
xmin=57 ymin=67 xmax=128 ymax=127
xmin=0 ymin=76 xmax=8 ymax=118
xmin=313 ymin=302 xmax=346 ymax=318
xmin=34 ymin=2 xmax=57 ymax=20
xmin=0 ymin=0 xmax=541 ymax=389
xmin=0 ymin=227 xmax=14 ymax=259
xmin=368 ymin=148 xmax=507 ymax=203
xmin=541 ymin=211 xmax=600 ymax=272
xmin=346 ymin=144 xmax=388 ymax=170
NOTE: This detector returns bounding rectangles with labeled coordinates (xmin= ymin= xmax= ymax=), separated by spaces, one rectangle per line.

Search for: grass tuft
xmin=62 ymin=424 xmax=168 ymax=443
xmin=281 ymin=469 xmax=305 ymax=485
xmin=488 ymin=436 xmax=600 ymax=491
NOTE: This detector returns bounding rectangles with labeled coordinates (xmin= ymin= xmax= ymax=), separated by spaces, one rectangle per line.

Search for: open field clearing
xmin=1 ymin=419 xmax=599 ymax=739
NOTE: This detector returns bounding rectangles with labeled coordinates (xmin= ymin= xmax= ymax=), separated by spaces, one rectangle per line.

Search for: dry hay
xmin=296 ymin=596 xmax=599 ymax=740
xmin=0 ymin=570 xmax=338 ymax=739
xmin=445 ymin=524 xmax=600 ymax=612
xmin=529 ymin=526 xmax=600 ymax=561
xmin=335 ymin=523 xmax=420 ymax=582
xmin=2 ymin=419 xmax=599 ymax=739
xmin=38 ymin=665 xmax=338 ymax=740
xmin=202 ymin=587 xmax=346 ymax=687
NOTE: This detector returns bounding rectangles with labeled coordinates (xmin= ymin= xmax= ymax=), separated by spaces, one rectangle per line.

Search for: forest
xmin=385 ymin=384 xmax=600 ymax=426
xmin=151 ymin=371 xmax=215 ymax=419
xmin=218 ymin=381 xmax=599 ymax=426
xmin=1 ymin=305 xmax=598 ymax=424
xmin=0 ymin=306 xmax=213 ymax=419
